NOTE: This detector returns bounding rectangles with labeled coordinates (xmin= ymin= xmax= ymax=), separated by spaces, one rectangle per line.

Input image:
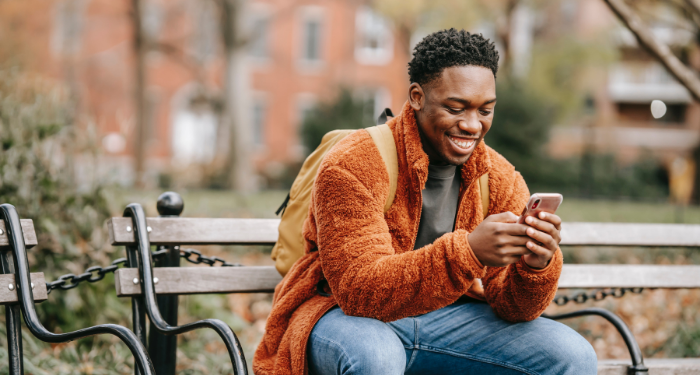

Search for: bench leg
xmin=1 ymin=248 xmax=23 ymax=375
xmin=544 ymin=307 xmax=648 ymax=375
xmin=5 ymin=304 xmax=23 ymax=374
xmin=148 ymin=245 xmax=179 ymax=375
xmin=127 ymin=245 xmax=149 ymax=375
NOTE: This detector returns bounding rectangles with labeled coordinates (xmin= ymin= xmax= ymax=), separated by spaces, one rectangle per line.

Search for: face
xmin=409 ymin=65 xmax=496 ymax=166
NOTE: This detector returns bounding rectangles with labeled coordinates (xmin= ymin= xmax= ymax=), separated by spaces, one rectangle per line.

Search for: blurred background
xmin=1 ymin=0 xmax=700 ymax=373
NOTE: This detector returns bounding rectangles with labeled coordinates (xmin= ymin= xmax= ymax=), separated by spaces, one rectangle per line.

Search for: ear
xmin=408 ymin=83 xmax=425 ymax=111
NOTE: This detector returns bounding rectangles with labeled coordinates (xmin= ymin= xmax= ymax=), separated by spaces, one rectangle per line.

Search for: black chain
xmin=46 ymin=257 xmax=128 ymax=294
xmin=45 ymin=248 xmax=242 ymax=294
xmin=179 ymin=247 xmax=243 ymax=267
xmin=45 ymin=247 xmax=643 ymax=304
xmin=552 ymin=287 xmax=645 ymax=306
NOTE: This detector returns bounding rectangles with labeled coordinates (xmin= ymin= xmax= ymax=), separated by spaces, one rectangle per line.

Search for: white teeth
xmin=450 ymin=136 xmax=475 ymax=149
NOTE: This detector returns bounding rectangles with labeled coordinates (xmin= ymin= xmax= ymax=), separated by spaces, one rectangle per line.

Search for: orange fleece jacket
xmin=253 ymin=101 xmax=563 ymax=375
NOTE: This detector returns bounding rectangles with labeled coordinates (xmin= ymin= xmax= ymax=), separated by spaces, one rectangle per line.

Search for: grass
xmin=108 ymin=189 xmax=700 ymax=224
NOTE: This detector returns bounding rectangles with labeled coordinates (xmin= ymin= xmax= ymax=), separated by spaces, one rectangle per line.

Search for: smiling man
xmin=254 ymin=29 xmax=597 ymax=375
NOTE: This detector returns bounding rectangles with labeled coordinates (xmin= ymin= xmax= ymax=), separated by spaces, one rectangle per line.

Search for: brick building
xmin=26 ymin=0 xmax=412 ymax=188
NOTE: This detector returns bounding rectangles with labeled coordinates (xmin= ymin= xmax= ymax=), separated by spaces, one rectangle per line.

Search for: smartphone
xmin=517 ymin=193 xmax=563 ymax=224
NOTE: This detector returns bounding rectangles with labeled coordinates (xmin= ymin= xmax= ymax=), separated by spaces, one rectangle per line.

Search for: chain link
xmin=552 ymin=287 xmax=644 ymax=306
xmin=46 ymin=257 xmax=128 ymax=294
xmin=45 ymin=248 xmax=242 ymax=294
xmin=179 ymin=248 xmax=243 ymax=267
xmin=47 ymin=247 xmax=642 ymax=305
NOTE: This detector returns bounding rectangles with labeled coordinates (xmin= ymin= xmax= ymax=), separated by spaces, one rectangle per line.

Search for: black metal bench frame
xmin=107 ymin=192 xmax=700 ymax=375
xmin=0 ymin=204 xmax=156 ymax=375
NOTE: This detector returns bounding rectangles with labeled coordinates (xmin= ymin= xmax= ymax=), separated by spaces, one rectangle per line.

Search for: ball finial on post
xmin=156 ymin=192 xmax=184 ymax=216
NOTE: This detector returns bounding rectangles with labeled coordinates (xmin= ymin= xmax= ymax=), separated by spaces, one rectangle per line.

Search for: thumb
xmin=485 ymin=211 xmax=519 ymax=223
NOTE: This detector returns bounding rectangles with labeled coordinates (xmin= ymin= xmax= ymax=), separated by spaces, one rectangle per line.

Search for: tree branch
xmin=605 ymin=0 xmax=700 ymax=102
xmin=684 ymin=0 xmax=700 ymax=19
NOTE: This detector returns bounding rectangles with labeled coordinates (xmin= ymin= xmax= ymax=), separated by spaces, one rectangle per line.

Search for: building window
xmin=250 ymin=16 xmax=270 ymax=60
xmin=298 ymin=7 xmax=324 ymax=66
xmin=192 ymin=1 xmax=218 ymax=62
xmin=354 ymin=6 xmax=393 ymax=65
xmin=252 ymin=98 xmax=267 ymax=146
xmin=302 ymin=19 xmax=322 ymax=61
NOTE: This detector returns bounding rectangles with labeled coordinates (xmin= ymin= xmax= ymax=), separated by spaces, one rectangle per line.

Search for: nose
xmin=458 ymin=112 xmax=482 ymax=135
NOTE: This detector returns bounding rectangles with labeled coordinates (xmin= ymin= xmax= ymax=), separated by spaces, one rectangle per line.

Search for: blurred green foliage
xmin=300 ymin=88 xmax=373 ymax=153
xmin=487 ymin=79 xmax=668 ymax=200
xmin=0 ymin=69 xmax=138 ymax=371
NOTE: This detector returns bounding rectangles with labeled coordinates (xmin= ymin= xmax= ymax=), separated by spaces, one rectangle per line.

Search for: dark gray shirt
xmin=413 ymin=163 xmax=461 ymax=250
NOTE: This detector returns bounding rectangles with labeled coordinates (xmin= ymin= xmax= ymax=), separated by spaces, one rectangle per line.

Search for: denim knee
xmin=308 ymin=308 xmax=405 ymax=375
xmin=545 ymin=324 xmax=598 ymax=375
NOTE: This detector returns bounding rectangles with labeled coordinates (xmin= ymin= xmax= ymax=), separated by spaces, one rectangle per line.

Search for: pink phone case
xmin=517 ymin=193 xmax=563 ymax=224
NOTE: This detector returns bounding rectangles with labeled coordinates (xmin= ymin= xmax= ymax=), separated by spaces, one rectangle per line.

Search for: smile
xmin=448 ymin=135 xmax=477 ymax=151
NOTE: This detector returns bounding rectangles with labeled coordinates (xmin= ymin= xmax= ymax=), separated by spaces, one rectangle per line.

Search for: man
xmin=255 ymin=29 xmax=597 ymax=375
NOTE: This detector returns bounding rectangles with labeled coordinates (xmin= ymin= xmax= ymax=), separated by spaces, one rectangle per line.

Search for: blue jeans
xmin=307 ymin=300 xmax=597 ymax=375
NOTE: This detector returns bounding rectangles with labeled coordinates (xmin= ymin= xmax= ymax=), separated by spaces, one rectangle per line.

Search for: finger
xmin=538 ymin=212 xmax=562 ymax=231
xmin=501 ymin=244 xmax=531 ymax=257
xmin=525 ymin=227 xmax=558 ymax=251
xmin=524 ymin=216 xmax=560 ymax=243
xmin=526 ymin=240 xmax=555 ymax=258
xmin=487 ymin=211 xmax=520 ymax=223
xmin=498 ymin=223 xmax=531 ymax=236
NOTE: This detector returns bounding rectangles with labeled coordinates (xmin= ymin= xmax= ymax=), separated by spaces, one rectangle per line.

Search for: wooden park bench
xmin=0 ymin=204 xmax=156 ymax=375
xmin=105 ymin=192 xmax=700 ymax=375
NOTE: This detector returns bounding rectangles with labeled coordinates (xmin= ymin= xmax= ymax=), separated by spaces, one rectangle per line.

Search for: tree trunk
xmin=219 ymin=0 xmax=254 ymax=192
xmin=496 ymin=0 xmax=520 ymax=77
xmin=132 ymin=0 xmax=148 ymax=188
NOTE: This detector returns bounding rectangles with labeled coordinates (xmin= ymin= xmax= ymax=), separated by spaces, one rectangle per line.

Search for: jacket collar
xmin=393 ymin=101 xmax=491 ymax=189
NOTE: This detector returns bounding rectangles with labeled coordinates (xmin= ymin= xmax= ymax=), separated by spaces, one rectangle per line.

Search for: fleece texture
xmin=253 ymin=101 xmax=563 ymax=375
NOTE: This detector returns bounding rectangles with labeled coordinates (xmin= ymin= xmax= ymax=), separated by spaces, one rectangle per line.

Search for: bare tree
xmin=604 ymin=0 xmax=700 ymax=101
xmin=604 ymin=0 xmax=700 ymax=202
xmin=216 ymin=0 xmax=255 ymax=192
xmin=132 ymin=0 xmax=149 ymax=188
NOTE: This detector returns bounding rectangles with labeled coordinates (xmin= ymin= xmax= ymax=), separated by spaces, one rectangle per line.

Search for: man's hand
xmin=467 ymin=212 xmax=531 ymax=267
xmin=521 ymin=212 xmax=562 ymax=269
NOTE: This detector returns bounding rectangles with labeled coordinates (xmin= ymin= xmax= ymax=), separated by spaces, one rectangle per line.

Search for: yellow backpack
xmin=271 ymin=110 xmax=489 ymax=277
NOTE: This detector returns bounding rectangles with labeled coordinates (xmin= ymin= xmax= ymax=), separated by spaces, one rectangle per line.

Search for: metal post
xmin=147 ymin=192 xmax=183 ymax=375
xmin=127 ymin=244 xmax=148 ymax=375
xmin=1 ymin=250 xmax=23 ymax=375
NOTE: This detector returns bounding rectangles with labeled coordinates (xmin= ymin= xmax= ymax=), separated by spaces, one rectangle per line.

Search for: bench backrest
xmin=0 ymin=219 xmax=48 ymax=304
xmin=107 ymin=218 xmax=700 ymax=296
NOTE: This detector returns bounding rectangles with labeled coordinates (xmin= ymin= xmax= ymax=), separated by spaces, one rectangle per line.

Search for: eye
xmin=479 ymin=109 xmax=492 ymax=116
xmin=446 ymin=106 xmax=464 ymax=114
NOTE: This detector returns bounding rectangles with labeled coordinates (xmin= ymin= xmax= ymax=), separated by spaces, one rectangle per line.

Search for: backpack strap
xmin=376 ymin=108 xmax=394 ymax=125
xmin=478 ymin=173 xmax=489 ymax=217
xmin=366 ymin=123 xmax=398 ymax=213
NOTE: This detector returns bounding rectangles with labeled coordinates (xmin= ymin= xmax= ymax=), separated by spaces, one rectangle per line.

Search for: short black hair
xmin=408 ymin=29 xmax=499 ymax=86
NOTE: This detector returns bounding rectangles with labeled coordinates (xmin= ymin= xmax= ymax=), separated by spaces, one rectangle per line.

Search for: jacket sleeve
xmin=481 ymin=172 xmax=563 ymax=322
xmin=313 ymin=165 xmax=487 ymax=322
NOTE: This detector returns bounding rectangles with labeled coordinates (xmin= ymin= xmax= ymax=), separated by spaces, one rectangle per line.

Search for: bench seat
xmin=107 ymin=215 xmax=700 ymax=375
xmin=598 ymin=358 xmax=700 ymax=374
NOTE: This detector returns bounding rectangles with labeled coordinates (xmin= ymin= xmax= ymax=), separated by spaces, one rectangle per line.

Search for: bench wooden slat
xmin=0 ymin=219 xmax=38 ymax=249
xmin=558 ymin=265 xmax=700 ymax=288
xmin=108 ymin=218 xmax=700 ymax=247
xmin=114 ymin=264 xmax=700 ymax=297
xmin=561 ymin=222 xmax=700 ymax=247
xmin=114 ymin=266 xmax=283 ymax=296
xmin=0 ymin=273 xmax=48 ymax=304
xmin=108 ymin=217 xmax=280 ymax=246
xmin=598 ymin=358 xmax=700 ymax=375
